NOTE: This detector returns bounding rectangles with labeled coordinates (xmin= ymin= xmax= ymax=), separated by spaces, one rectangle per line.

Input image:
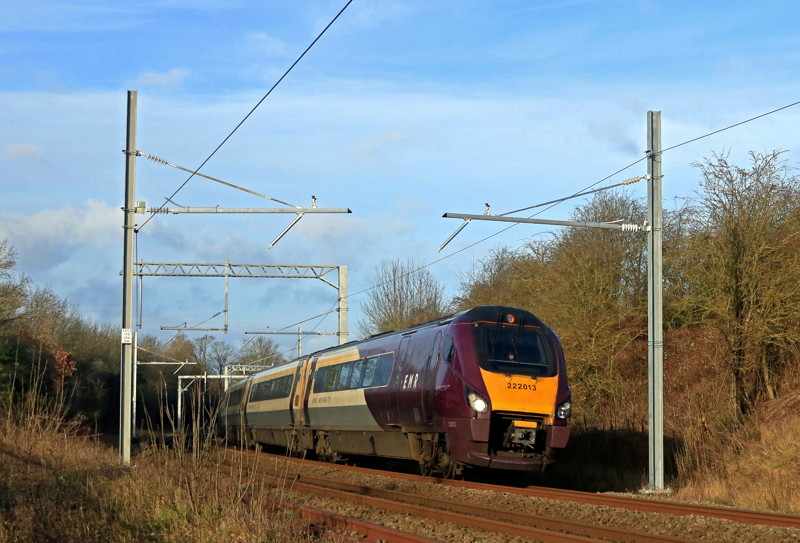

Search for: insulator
xmin=622 ymin=175 xmax=643 ymax=185
xmin=620 ymin=223 xmax=640 ymax=232
xmin=144 ymin=153 xmax=168 ymax=165
xmin=147 ymin=207 xmax=169 ymax=214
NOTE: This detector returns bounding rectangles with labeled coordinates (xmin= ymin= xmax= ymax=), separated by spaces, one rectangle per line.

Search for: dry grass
xmin=537 ymin=327 xmax=800 ymax=514
xmin=0 ymin=376 xmax=350 ymax=543
xmin=673 ymin=390 xmax=800 ymax=513
xmin=3 ymin=328 xmax=798 ymax=538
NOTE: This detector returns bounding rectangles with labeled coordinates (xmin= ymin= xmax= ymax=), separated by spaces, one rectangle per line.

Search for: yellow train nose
xmin=479 ymin=368 xmax=559 ymax=422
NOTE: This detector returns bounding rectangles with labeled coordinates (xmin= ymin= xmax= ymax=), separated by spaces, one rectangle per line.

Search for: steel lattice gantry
xmin=133 ymin=262 xmax=348 ymax=344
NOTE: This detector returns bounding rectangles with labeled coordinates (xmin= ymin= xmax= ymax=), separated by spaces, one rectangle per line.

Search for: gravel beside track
xmin=245 ymin=452 xmax=800 ymax=543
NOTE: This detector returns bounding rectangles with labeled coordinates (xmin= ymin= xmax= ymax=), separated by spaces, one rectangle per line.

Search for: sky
xmin=1 ymin=0 xmax=799 ymax=358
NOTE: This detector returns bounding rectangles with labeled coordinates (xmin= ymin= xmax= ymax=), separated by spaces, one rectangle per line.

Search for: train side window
xmin=362 ymin=357 xmax=377 ymax=387
xmin=443 ymin=335 xmax=454 ymax=364
xmin=277 ymin=375 xmax=294 ymax=398
xmin=325 ymin=365 xmax=340 ymax=392
xmin=228 ymin=388 xmax=244 ymax=407
xmin=350 ymin=358 xmax=365 ymax=389
xmin=250 ymin=380 xmax=269 ymax=402
xmin=313 ymin=367 xmax=329 ymax=393
xmin=249 ymin=375 xmax=294 ymax=402
xmin=336 ymin=361 xmax=353 ymax=391
xmin=372 ymin=353 xmax=394 ymax=387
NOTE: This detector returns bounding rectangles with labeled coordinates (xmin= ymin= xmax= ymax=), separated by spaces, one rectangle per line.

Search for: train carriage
xmin=218 ymin=305 xmax=571 ymax=476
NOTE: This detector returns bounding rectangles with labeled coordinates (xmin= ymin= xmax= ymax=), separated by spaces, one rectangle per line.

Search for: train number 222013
xmin=507 ymin=382 xmax=537 ymax=391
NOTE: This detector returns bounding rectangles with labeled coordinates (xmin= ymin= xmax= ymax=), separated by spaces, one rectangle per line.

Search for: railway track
xmin=272 ymin=500 xmax=440 ymax=543
xmin=242 ymin=448 xmax=800 ymax=530
xmin=223 ymin=461 xmax=695 ymax=543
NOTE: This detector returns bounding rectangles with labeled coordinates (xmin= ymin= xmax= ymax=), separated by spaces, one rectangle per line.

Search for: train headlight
xmin=465 ymin=387 xmax=490 ymax=414
xmin=556 ymin=399 xmax=572 ymax=420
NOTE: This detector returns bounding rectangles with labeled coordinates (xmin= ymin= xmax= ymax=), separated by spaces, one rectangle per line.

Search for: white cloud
xmin=130 ymin=68 xmax=189 ymax=89
xmin=396 ymin=198 xmax=431 ymax=212
xmin=247 ymin=32 xmax=287 ymax=56
xmin=3 ymin=143 xmax=41 ymax=159
xmin=0 ymin=199 xmax=119 ymax=253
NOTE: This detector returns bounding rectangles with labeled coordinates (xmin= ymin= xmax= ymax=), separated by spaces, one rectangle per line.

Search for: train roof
xmin=227 ymin=305 xmax=545 ymax=379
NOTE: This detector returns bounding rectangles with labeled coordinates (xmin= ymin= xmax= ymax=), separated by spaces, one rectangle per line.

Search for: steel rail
xmin=244 ymin=449 xmax=800 ymax=529
xmin=270 ymin=500 xmax=439 ymax=543
xmin=275 ymin=470 xmax=693 ymax=543
xmin=222 ymin=463 xmax=639 ymax=543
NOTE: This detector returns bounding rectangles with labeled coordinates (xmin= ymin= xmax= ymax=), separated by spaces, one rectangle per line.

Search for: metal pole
xmin=298 ymin=327 xmax=302 ymax=356
xmin=223 ymin=365 xmax=229 ymax=391
xmin=338 ymin=266 xmax=348 ymax=345
xmin=177 ymin=377 xmax=183 ymax=431
xmin=224 ymin=258 xmax=229 ymax=333
xmin=120 ymin=90 xmax=137 ymax=465
xmin=442 ymin=213 xmax=641 ymax=231
xmin=132 ymin=332 xmax=138 ymax=438
xmin=137 ymin=259 xmax=143 ymax=328
xmin=646 ymin=110 xmax=666 ymax=492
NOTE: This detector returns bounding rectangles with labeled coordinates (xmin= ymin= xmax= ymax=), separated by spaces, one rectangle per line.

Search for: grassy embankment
xmin=536 ymin=327 xmax=800 ymax=514
xmin=0 ymin=378 xmax=345 ymax=543
xmin=2 ymin=327 xmax=798 ymax=543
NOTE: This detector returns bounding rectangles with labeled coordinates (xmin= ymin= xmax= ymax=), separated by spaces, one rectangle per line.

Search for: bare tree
xmin=191 ymin=334 xmax=216 ymax=372
xmin=236 ymin=336 xmax=286 ymax=367
xmin=453 ymin=246 xmax=532 ymax=311
xmin=358 ymin=258 xmax=449 ymax=337
xmin=687 ymin=150 xmax=800 ymax=413
xmin=209 ymin=341 xmax=235 ymax=375
xmin=0 ymin=238 xmax=29 ymax=330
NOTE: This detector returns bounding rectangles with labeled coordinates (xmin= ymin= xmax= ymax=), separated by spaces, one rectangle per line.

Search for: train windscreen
xmin=473 ymin=323 xmax=557 ymax=377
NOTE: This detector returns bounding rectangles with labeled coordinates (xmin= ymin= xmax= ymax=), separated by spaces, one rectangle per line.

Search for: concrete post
xmin=120 ymin=90 xmax=137 ymax=465
xmin=338 ymin=266 xmax=348 ymax=345
xmin=646 ymin=110 xmax=666 ymax=492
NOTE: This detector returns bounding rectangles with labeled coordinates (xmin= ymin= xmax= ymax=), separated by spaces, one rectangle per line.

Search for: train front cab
xmin=442 ymin=307 xmax=571 ymax=472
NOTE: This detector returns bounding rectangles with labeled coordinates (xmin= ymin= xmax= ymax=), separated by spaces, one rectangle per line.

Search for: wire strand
xmin=151 ymin=98 xmax=800 ymax=346
xmin=324 ymin=98 xmax=800 ymax=307
xmin=660 ymin=99 xmax=800 ymax=155
xmin=136 ymin=0 xmax=353 ymax=233
xmin=500 ymin=99 xmax=800 ymax=218
xmin=138 ymin=152 xmax=297 ymax=207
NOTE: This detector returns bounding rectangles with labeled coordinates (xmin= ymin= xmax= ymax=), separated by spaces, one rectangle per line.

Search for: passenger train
xmin=218 ymin=306 xmax=571 ymax=477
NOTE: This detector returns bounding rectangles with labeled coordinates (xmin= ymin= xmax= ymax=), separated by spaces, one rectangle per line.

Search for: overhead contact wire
xmin=504 ymin=99 xmax=800 ymax=218
xmin=136 ymin=0 xmax=354 ymax=233
xmin=310 ymin=98 xmax=800 ymax=312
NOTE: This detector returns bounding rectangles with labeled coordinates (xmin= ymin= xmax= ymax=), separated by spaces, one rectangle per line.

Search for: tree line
xmin=0 ymin=244 xmax=285 ymax=432
xmin=359 ymin=151 xmax=800 ymax=419
xmin=2 ymin=150 xmax=797 ymax=433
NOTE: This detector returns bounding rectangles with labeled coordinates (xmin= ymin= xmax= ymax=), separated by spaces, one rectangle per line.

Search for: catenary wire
xmin=659 ymin=99 xmax=800 ymax=155
xmin=504 ymin=99 xmax=800 ymax=218
xmin=287 ymin=98 xmax=800 ymax=332
xmin=147 ymin=98 xmax=800 ymax=348
xmin=137 ymin=152 xmax=297 ymax=207
xmin=135 ymin=0 xmax=353 ymax=234
xmin=498 ymin=173 xmax=647 ymax=217
xmin=137 ymin=345 xmax=191 ymax=364
xmin=244 ymin=345 xmax=298 ymax=366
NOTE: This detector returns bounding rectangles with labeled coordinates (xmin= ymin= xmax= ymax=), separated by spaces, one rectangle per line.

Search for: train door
xmin=301 ymin=357 xmax=319 ymax=426
xmin=389 ymin=336 xmax=411 ymax=425
xmin=421 ymin=332 xmax=442 ymax=424
xmin=290 ymin=359 xmax=308 ymax=426
xmin=239 ymin=378 xmax=251 ymax=428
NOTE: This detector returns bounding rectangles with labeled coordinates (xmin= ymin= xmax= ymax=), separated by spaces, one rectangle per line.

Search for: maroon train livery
xmin=219 ymin=306 xmax=571 ymax=477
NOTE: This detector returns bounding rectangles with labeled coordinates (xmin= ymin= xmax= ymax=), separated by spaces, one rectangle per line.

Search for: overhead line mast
xmin=438 ymin=110 xmax=667 ymax=493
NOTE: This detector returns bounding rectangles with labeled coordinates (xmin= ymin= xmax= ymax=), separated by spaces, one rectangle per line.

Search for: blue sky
xmin=2 ymin=0 xmax=799 ymax=356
